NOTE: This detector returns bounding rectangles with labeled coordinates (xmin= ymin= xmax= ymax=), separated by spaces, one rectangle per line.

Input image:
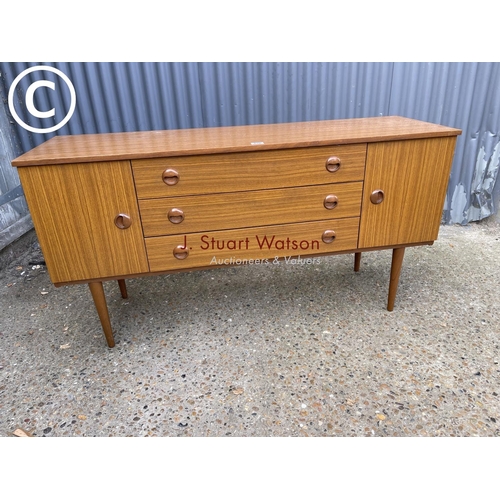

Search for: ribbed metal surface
xmin=0 ymin=86 xmax=31 ymax=251
xmin=1 ymin=62 xmax=499 ymax=231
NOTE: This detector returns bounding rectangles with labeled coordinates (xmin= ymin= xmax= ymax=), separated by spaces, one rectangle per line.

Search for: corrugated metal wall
xmin=1 ymin=62 xmax=396 ymax=143
xmin=0 ymin=62 xmax=499 ymax=251
xmin=0 ymin=84 xmax=31 ymax=251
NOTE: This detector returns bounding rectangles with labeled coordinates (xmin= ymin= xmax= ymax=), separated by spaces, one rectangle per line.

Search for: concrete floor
xmin=0 ymin=220 xmax=499 ymax=437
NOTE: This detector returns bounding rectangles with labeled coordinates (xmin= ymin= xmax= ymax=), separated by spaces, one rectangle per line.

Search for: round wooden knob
xmin=162 ymin=168 xmax=180 ymax=186
xmin=325 ymin=156 xmax=341 ymax=173
xmin=322 ymin=230 xmax=336 ymax=244
xmin=173 ymin=245 xmax=189 ymax=260
xmin=324 ymin=194 xmax=339 ymax=210
xmin=168 ymin=208 xmax=185 ymax=224
xmin=370 ymin=189 xmax=385 ymax=204
xmin=114 ymin=213 xmax=132 ymax=229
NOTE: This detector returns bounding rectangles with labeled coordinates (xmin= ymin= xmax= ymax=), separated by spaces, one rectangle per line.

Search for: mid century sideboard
xmin=12 ymin=116 xmax=462 ymax=347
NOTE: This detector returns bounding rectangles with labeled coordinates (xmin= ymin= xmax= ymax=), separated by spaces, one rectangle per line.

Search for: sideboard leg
xmin=354 ymin=252 xmax=362 ymax=272
xmin=118 ymin=279 xmax=128 ymax=299
xmin=88 ymin=282 xmax=115 ymax=348
xmin=387 ymin=247 xmax=405 ymax=311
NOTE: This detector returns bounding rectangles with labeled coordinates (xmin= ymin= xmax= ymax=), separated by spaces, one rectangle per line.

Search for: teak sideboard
xmin=12 ymin=116 xmax=462 ymax=348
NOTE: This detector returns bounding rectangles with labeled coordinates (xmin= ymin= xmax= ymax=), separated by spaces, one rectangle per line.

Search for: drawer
xmin=145 ymin=217 xmax=360 ymax=272
xmin=139 ymin=182 xmax=363 ymax=237
xmin=132 ymin=144 xmax=366 ymax=199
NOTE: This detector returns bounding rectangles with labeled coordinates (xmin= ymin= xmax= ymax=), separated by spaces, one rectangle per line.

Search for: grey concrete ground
xmin=0 ymin=221 xmax=499 ymax=437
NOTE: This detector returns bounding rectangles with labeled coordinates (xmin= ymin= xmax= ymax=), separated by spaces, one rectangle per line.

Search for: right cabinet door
xmin=358 ymin=137 xmax=457 ymax=249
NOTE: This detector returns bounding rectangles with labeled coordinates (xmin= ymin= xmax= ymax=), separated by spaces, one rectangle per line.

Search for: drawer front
xmin=132 ymin=144 xmax=366 ymax=199
xmin=139 ymin=182 xmax=363 ymax=237
xmin=145 ymin=218 xmax=360 ymax=272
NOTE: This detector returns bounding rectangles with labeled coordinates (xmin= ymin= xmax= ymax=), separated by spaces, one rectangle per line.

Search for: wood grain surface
xmin=12 ymin=116 xmax=461 ymax=167
xmin=132 ymin=144 xmax=366 ymax=199
xmin=139 ymin=182 xmax=363 ymax=237
xmin=18 ymin=161 xmax=149 ymax=283
xmin=358 ymin=137 xmax=457 ymax=248
xmin=145 ymin=218 xmax=360 ymax=272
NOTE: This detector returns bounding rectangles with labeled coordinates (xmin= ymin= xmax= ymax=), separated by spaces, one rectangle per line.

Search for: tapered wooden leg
xmin=117 ymin=279 xmax=128 ymax=299
xmin=387 ymin=247 xmax=405 ymax=311
xmin=354 ymin=252 xmax=362 ymax=272
xmin=88 ymin=282 xmax=115 ymax=347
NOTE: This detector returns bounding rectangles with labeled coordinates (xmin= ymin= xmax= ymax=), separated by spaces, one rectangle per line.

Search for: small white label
xmin=251 ymin=141 xmax=265 ymax=145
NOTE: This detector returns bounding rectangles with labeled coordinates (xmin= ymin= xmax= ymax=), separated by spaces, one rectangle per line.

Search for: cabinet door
xmin=358 ymin=137 xmax=457 ymax=248
xmin=19 ymin=161 xmax=149 ymax=283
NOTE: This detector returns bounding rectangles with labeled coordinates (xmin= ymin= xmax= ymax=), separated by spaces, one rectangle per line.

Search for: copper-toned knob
xmin=173 ymin=245 xmax=189 ymax=260
xmin=162 ymin=168 xmax=180 ymax=186
xmin=325 ymin=156 xmax=341 ymax=173
xmin=168 ymin=208 xmax=185 ymax=224
xmin=114 ymin=213 xmax=132 ymax=229
xmin=370 ymin=189 xmax=385 ymax=204
xmin=324 ymin=194 xmax=339 ymax=210
xmin=322 ymin=230 xmax=336 ymax=244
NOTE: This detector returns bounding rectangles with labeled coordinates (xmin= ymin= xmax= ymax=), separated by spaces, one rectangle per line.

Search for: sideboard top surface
xmin=12 ymin=116 xmax=462 ymax=167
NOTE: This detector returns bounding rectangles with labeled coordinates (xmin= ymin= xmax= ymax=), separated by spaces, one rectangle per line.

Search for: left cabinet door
xmin=18 ymin=161 xmax=149 ymax=284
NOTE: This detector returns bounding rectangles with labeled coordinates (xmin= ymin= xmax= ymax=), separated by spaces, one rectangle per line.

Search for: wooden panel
xmin=13 ymin=116 xmax=461 ymax=167
xmin=145 ymin=218 xmax=360 ymax=272
xmin=139 ymin=182 xmax=363 ymax=236
xmin=358 ymin=137 xmax=457 ymax=248
xmin=132 ymin=145 xmax=366 ymax=199
xmin=18 ymin=161 xmax=149 ymax=283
